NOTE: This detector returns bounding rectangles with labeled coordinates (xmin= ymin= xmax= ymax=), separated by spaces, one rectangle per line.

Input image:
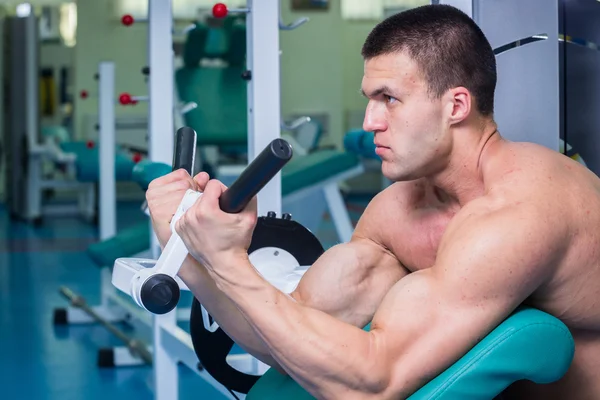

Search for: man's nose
xmin=363 ymin=101 xmax=387 ymax=133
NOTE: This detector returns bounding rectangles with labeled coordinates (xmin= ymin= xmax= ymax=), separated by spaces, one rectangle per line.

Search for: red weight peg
xmin=119 ymin=93 xmax=132 ymax=105
xmin=132 ymin=153 xmax=142 ymax=163
xmin=86 ymin=140 xmax=95 ymax=149
xmin=122 ymin=14 xmax=134 ymax=26
xmin=80 ymin=90 xmax=89 ymax=99
xmin=212 ymin=3 xmax=228 ymax=18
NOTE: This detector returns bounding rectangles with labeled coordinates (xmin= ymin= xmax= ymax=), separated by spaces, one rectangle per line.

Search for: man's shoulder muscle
xmin=354 ymin=180 xmax=425 ymax=240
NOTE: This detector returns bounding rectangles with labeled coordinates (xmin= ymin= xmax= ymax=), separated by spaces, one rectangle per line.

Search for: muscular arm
xmin=178 ymin=234 xmax=405 ymax=369
xmin=218 ymin=202 xmax=564 ymax=399
xmin=178 ymin=188 xmax=407 ymax=370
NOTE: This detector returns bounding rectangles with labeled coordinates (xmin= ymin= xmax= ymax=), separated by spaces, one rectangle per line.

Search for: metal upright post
xmin=98 ymin=62 xmax=116 ymax=241
xmin=148 ymin=0 xmax=175 ymax=257
xmin=98 ymin=61 xmax=118 ymax=313
xmin=148 ymin=1 xmax=178 ymax=399
xmin=246 ymin=0 xmax=282 ymax=217
xmin=24 ymin=12 xmax=42 ymax=221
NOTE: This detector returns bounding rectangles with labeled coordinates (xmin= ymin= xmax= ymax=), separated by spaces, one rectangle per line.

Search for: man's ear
xmin=447 ymin=86 xmax=472 ymax=125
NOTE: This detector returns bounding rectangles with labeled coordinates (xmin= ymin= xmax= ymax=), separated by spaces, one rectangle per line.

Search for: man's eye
xmin=385 ymin=95 xmax=397 ymax=104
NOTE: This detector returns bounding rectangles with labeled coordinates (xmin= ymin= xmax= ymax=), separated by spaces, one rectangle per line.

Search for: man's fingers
xmin=200 ymin=179 xmax=227 ymax=210
xmin=148 ymin=168 xmax=191 ymax=189
xmin=148 ymin=175 xmax=197 ymax=198
xmin=193 ymin=171 xmax=210 ymax=191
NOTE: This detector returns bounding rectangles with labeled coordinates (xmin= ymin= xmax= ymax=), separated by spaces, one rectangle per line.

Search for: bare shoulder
xmin=484 ymin=140 xmax=594 ymax=194
xmin=442 ymin=141 xmax=576 ymax=260
xmin=353 ymin=179 xmax=426 ymax=242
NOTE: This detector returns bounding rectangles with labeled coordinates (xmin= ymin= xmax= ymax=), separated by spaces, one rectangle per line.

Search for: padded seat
xmin=281 ymin=150 xmax=360 ymax=196
xmin=175 ymin=67 xmax=247 ymax=146
xmin=246 ymin=307 xmax=574 ymax=400
xmin=60 ymin=141 xmax=135 ymax=182
xmin=87 ymin=222 xmax=150 ymax=267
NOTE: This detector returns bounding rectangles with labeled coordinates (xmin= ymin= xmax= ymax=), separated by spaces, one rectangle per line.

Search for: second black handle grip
xmin=172 ymin=127 xmax=197 ymax=174
xmin=219 ymin=139 xmax=293 ymax=213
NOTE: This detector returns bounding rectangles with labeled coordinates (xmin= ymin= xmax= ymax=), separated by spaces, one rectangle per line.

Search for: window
xmin=60 ymin=2 xmax=77 ymax=47
xmin=341 ymin=0 xmax=430 ymax=20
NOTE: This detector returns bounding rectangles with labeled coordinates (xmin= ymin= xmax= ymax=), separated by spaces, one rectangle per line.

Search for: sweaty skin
xmin=147 ymin=52 xmax=600 ymax=399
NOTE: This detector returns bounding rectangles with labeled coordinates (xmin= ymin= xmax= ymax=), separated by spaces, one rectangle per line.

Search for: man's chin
xmin=381 ymin=164 xmax=417 ymax=182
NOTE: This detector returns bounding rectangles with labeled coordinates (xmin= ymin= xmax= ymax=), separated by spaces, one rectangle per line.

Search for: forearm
xmin=221 ymin=264 xmax=387 ymax=399
xmin=177 ymin=255 xmax=281 ymax=369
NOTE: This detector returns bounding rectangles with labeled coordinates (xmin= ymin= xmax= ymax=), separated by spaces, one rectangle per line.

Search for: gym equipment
xmin=2 ymin=13 xmax=96 ymax=224
xmin=2 ymin=14 xmax=150 ymax=226
xmin=246 ymin=307 xmax=574 ymax=399
xmin=189 ymin=213 xmax=325 ymax=394
xmin=57 ymin=286 xmax=153 ymax=366
xmin=52 ymin=0 xmax=183 ymax=370
xmin=176 ymin=17 xmax=363 ymax=243
xmin=105 ymin=1 xmax=328 ymax=398
xmin=113 ymin=130 xmax=292 ymax=315
xmin=112 ymin=131 xmax=291 ymax=309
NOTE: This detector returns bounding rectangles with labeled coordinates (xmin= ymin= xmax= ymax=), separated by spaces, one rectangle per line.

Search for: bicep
xmin=368 ymin=206 xmax=560 ymax=397
xmin=369 ymin=270 xmax=505 ymax=397
xmin=291 ymin=238 xmax=407 ymax=328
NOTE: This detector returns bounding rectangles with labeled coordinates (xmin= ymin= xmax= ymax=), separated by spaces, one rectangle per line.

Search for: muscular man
xmin=147 ymin=5 xmax=600 ymax=399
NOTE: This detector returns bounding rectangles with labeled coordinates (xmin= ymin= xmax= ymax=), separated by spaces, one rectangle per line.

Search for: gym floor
xmin=0 ymin=196 xmax=369 ymax=399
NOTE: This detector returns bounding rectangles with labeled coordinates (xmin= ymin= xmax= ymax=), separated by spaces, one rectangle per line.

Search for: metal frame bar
xmin=99 ymin=62 xmax=117 ymax=240
xmin=248 ymin=0 xmax=283 ymax=217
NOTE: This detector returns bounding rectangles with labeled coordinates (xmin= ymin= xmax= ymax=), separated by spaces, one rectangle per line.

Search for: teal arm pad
xmin=246 ymin=307 xmax=574 ymax=400
xmin=131 ymin=160 xmax=172 ymax=190
xmin=343 ymin=130 xmax=378 ymax=160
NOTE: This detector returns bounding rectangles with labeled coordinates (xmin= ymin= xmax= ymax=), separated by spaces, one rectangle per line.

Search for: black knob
xmin=241 ymin=70 xmax=252 ymax=81
xmin=140 ymin=274 xmax=180 ymax=314
xmin=142 ymin=66 xmax=150 ymax=76
xmin=93 ymin=73 xmax=99 ymax=81
xmin=282 ymin=213 xmax=292 ymax=220
xmin=94 ymin=124 xmax=100 ymax=131
xmin=267 ymin=211 xmax=276 ymax=218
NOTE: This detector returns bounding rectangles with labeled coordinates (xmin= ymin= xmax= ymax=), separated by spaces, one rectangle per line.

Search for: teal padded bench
xmin=87 ymin=222 xmax=150 ymax=267
xmin=281 ymin=150 xmax=360 ymax=196
xmin=175 ymin=66 xmax=247 ymax=147
xmin=246 ymin=307 xmax=574 ymax=399
xmin=177 ymin=21 xmax=247 ymax=150
xmin=344 ymin=129 xmax=378 ymax=160
xmin=131 ymin=160 xmax=172 ymax=191
xmin=60 ymin=141 xmax=136 ymax=182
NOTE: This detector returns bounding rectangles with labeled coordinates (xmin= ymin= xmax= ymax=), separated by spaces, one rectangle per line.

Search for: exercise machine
xmin=175 ymin=3 xmax=364 ymax=244
xmin=3 ymin=12 xmax=96 ymax=224
xmin=53 ymin=0 xmax=182 ymax=368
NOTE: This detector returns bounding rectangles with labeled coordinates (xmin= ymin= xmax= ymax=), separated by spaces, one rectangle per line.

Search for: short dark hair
xmin=361 ymin=4 xmax=497 ymax=116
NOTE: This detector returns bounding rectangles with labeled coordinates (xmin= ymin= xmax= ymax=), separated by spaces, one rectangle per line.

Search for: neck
xmin=428 ymin=119 xmax=500 ymax=206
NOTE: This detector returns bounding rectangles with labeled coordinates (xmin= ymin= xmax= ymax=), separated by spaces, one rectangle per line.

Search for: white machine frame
xmin=149 ymin=2 xmax=288 ymax=398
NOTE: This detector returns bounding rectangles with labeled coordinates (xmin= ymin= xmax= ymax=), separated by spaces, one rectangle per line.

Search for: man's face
xmin=361 ymin=52 xmax=450 ymax=181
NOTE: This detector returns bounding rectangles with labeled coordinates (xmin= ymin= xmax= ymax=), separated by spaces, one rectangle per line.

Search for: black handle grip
xmin=219 ymin=139 xmax=293 ymax=213
xmin=172 ymin=127 xmax=197 ymax=174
